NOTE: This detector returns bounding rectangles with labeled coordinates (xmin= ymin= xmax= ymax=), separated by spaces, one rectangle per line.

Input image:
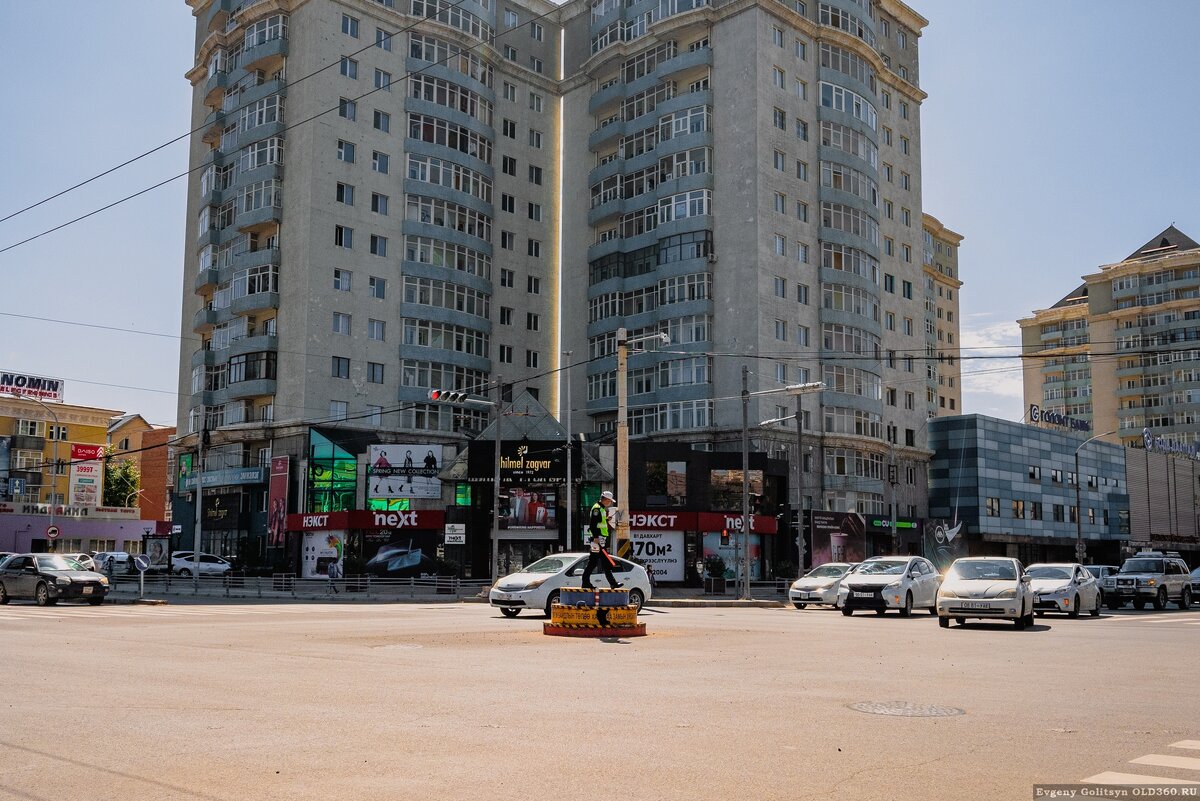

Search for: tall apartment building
xmin=560 ymin=0 xmax=950 ymax=519
xmin=923 ymin=213 xmax=962 ymax=416
xmin=1020 ymin=225 xmax=1200 ymax=450
xmin=178 ymin=0 xmax=958 ymax=559
xmin=179 ymin=0 xmax=563 ymax=439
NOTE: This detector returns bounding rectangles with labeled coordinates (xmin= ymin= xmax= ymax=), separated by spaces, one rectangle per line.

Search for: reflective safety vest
xmin=590 ymin=502 xmax=609 ymax=541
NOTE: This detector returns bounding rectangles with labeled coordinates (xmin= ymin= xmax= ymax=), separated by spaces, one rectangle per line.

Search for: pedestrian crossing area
xmin=1101 ymin=613 xmax=1200 ymax=626
xmin=1084 ymin=739 xmax=1200 ymax=785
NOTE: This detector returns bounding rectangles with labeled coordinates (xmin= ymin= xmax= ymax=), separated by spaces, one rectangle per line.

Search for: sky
xmin=0 ymin=1 xmax=1198 ymax=428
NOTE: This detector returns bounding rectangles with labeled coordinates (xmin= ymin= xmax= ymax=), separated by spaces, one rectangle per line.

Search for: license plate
xmin=853 ymin=591 xmax=872 ymax=598
xmin=82 ymin=586 xmax=93 ymax=595
xmin=962 ymin=601 xmax=990 ymax=609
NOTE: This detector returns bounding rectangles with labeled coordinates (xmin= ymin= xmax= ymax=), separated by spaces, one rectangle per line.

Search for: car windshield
xmin=36 ymin=555 xmax=82 ymax=571
xmin=1192 ymin=567 xmax=1200 ymax=579
xmin=1085 ymin=566 xmax=1104 ymax=578
xmin=523 ymin=556 xmax=569 ymax=574
xmin=807 ymin=564 xmax=849 ymax=578
xmin=856 ymin=559 xmax=908 ymax=575
xmin=948 ymin=561 xmax=1017 ymax=581
xmin=1027 ymin=567 xmax=1072 ymax=580
xmin=1120 ymin=559 xmax=1163 ymax=574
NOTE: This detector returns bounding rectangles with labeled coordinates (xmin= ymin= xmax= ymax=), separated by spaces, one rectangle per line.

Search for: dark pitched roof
xmin=1050 ymin=283 xmax=1088 ymax=309
xmin=1125 ymin=225 xmax=1200 ymax=261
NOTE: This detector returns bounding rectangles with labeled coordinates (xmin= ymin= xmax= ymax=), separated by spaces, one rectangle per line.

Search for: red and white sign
xmin=625 ymin=511 xmax=778 ymax=534
xmin=46 ymin=525 xmax=60 ymax=539
xmin=69 ymin=444 xmax=105 ymax=508
xmin=286 ymin=509 xmax=446 ymax=531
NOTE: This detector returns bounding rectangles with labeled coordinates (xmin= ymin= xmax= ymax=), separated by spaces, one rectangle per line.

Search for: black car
xmin=0 ymin=554 xmax=111 ymax=606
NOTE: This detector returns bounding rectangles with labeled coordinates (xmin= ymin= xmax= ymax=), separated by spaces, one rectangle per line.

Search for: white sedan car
xmin=1027 ymin=563 xmax=1101 ymax=617
xmin=937 ymin=557 xmax=1036 ymax=629
xmin=489 ymin=552 xmax=651 ymax=617
xmin=838 ymin=556 xmax=940 ymax=616
xmin=789 ymin=562 xmax=856 ymax=609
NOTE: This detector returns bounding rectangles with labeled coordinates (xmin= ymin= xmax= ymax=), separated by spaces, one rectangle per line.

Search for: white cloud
xmin=958 ymin=315 xmax=1026 ymax=422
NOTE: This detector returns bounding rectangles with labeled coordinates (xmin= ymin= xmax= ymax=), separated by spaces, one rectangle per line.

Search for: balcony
xmin=195 ymin=267 xmax=219 ymax=293
xmin=236 ymin=204 xmax=281 ymax=233
xmin=655 ymin=46 xmax=712 ymax=82
xmin=231 ymin=291 xmax=279 ymax=317
xmin=231 ymin=247 xmax=279 ymax=271
xmin=587 ymin=196 xmax=623 ymax=228
xmin=192 ymin=347 xmax=217 ymax=369
xmin=11 ymin=435 xmax=45 ymax=452
xmin=197 ymin=226 xmax=221 ymax=247
xmin=229 ymin=334 xmax=278 ymax=358
xmin=588 ymin=119 xmax=625 ymax=153
xmin=240 ymin=35 xmax=288 ymax=73
xmin=10 ymin=469 xmax=43 ymax=487
xmin=226 ymin=377 xmax=277 ymax=400
xmin=203 ymin=70 xmax=228 ymax=107
xmin=192 ymin=306 xmax=219 ymax=332
xmin=588 ymin=80 xmax=627 ymax=117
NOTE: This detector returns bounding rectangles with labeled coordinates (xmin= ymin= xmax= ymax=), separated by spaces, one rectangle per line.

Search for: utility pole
xmin=563 ymin=352 xmax=573 ymax=551
xmin=741 ymin=366 xmax=751 ymax=600
xmin=193 ymin=404 xmax=206 ymax=593
xmin=889 ymin=444 xmax=899 ymax=554
xmin=615 ymin=328 xmax=630 ymax=555
xmin=795 ymin=393 xmax=805 ymax=576
xmin=492 ymin=376 xmax=502 ymax=583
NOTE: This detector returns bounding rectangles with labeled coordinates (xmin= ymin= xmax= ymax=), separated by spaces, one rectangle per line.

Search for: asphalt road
xmin=0 ymin=600 xmax=1197 ymax=801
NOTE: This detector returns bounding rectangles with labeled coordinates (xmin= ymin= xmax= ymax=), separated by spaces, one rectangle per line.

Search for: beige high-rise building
xmin=923 ymin=214 xmax=962 ymax=416
xmin=1019 ymin=225 xmax=1200 ymax=450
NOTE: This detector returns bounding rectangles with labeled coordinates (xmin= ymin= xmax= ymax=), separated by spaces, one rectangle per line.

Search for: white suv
xmin=1102 ymin=551 xmax=1192 ymax=610
xmin=837 ymin=556 xmax=940 ymax=616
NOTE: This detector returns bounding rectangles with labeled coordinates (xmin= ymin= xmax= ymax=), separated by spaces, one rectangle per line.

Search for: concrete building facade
xmin=1020 ymin=226 xmax=1200 ymax=451
xmin=923 ymin=213 xmax=961 ymax=416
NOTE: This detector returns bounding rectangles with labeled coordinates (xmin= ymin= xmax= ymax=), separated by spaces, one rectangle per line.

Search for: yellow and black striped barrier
xmin=543 ymin=587 xmax=647 ymax=638
xmin=550 ymin=604 xmax=639 ymax=628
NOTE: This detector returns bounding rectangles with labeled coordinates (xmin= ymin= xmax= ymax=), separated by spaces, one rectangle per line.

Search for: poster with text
xmin=500 ymin=486 xmax=557 ymax=530
xmin=302 ymin=531 xmax=344 ymax=579
xmin=630 ymin=530 xmax=685 ymax=582
xmin=368 ymin=444 xmax=443 ymax=500
xmin=267 ymin=456 xmax=290 ymax=547
xmin=69 ymin=444 xmax=105 ymax=507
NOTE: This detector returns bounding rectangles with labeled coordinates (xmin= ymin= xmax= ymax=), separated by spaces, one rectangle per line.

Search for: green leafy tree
xmin=102 ymin=447 xmax=141 ymax=507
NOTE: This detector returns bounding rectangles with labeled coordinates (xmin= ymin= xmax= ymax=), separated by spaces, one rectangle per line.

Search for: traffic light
xmin=429 ymin=389 xmax=469 ymax=403
xmin=887 ymin=463 xmax=898 ymax=485
xmin=720 ymin=529 xmax=729 ymax=546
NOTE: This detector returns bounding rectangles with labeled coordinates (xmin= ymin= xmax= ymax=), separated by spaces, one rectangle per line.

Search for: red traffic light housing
xmin=429 ymin=389 xmax=469 ymax=403
xmin=720 ymin=529 xmax=729 ymax=546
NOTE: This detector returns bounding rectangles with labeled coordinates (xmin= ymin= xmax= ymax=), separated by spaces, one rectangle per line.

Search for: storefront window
xmin=455 ymin=482 xmax=471 ymax=505
xmin=646 ymin=460 xmax=687 ymax=506
xmin=307 ymin=430 xmax=357 ymax=513
xmin=708 ymin=469 xmax=762 ymax=510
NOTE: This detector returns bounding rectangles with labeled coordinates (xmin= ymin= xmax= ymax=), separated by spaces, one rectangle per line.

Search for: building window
xmin=774 ymin=276 xmax=787 ymax=298
xmin=1053 ymin=504 xmax=1065 ymax=523
xmin=499 ymin=344 xmax=513 ymax=363
xmin=530 ymin=56 xmax=543 ymax=74
xmin=342 ymin=15 xmax=359 ymax=37
xmin=332 ymin=357 xmax=350 ymax=379
xmin=371 ymin=193 xmax=389 ymax=215
xmin=1012 ymin=499 xmax=1025 ymax=519
xmin=504 ymin=9 xmax=519 ymax=27
xmin=368 ymin=319 xmax=385 ymax=340
xmin=370 ymin=235 xmax=388 ymax=256
xmin=369 ymin=276 xmax=385 ymax=298
xmin=501 ymin=231 xmax=514 ymax=250
xmin=1029 ymin=465 xmax=1042 ymax=480
xmin=773 ymin=107 xmax=786 ymax=129
xmin=372 ymin=151 xmax=389 ymax=174
xmin=333 ymin=312 xmax=351 ymax=334
xmin=503 ymin=82 xmax=516 ymax=102
xmin=530 ymin=92 xmax=543 ymax=112
xmin=334 ymin=269 xmax=352 ymax=291
xmin=502 ymin=119 xmax=516 ymax=138
xmin=373 ymin=109 xmax=391 ymax=132
xmin=527 ymin=312 xmax=540 ymax=331
xmin=502 ymin=156 xmax=516 ymax=175
xmin=376 ymin=27 xmax=391 ymax=50
xmin=531 ymin=22 xmax=543 ymax=40
xmin=902 ymin=280 xmax=913 ymax=299
xmin=339 ymin=98 xmax=356 ymax=120
xmin=526 ymin=350 xmax=540 ymax=368
xmin=367 ymin=362 xmax=384 ymax=384
xmin=529 ymin=164 xmax=543 ymax=184
xmin=334 ymin=225 xmax=353 ymax=248
xmin=527 ymin=275 xmax=541 ymax=294
xmin=500 ymin=268 xmax=514 ymax=288
xmin=340 ymin=57 xmax=358 ymax=79
xmin=774 ymin=150 xmax=786 ymax=171
xmin=796 ymin=160 xmax=808 ymax=180
xmin=986 ymin=497 xmax=1000 ymax=517
xmin=527 ymin=239 xmax=542 ymax=257
xmin=375 ymin=69 xmax=392 ymax=90
xmin=336 ymin=182 xmax=354 ymax=205
xmin=528 ymin=203 xmax=543 ymax=221
xmin=501 ymin=194 xmax=515 ymax=213
xmin=329 ymin=401 xmax=348 ymax=420
xmin=500 ymin=307 xmax=513 ymax=325
xmin=337 ymin=140 xmax=355 ymax=163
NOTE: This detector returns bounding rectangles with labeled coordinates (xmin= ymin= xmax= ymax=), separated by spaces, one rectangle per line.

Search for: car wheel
xmin=88 ymin=597 xmax=104 ymax=606
xmin=34 ymin=583 xmax=50 ymax=607
xmin=938 ymin=616 xmax=949 ymax=629
xmin=927 ymin=604 xmax=938 ymax=616
xmin=1179 ymin=587 xmax=1192 ymax=611
xmin=544 ymin=590 xmax=561 ymax=618
xmin=499 ymin=607 xmax=520 ymax=618
xmin=1132 ymin=599 xmax=1146 ymax=610
xmin=1069 ymin=594 xmax=1081 ymax=618
xmin=1097 ymin=590 xmax=1105 ymax=608
xmin=792 ymin=602 xmax=807 ymax=610
xmin=1153 ymin=588 xmax=1168 ymax=611
xmin=1026 ymin=611 xmax=1035 ymax=627
xmin=1014 ymin=614 xmax=1027 ymax=630
xmin=1090 ymin=594 xmax=1101 ymax=616
xmin=841 ymin=607 xmax=853 ymax=616
xmin=179 ymin=569 xmax=192 ymax=578
xmin=0 ymin=583 xmax=7 ymax=605
xmin=628 ymin=588 xmax=645 ymax=613
xmin=898 ymin=592 xmax=913 ymax=618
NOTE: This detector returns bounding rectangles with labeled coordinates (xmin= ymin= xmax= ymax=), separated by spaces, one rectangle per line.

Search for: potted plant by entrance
xmin=704 ymin=555 xmax=727 ymax=595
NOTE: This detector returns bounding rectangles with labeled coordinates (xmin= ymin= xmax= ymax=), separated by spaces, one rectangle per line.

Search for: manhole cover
xmin=848 ymin=701 xmax=964 ymax=717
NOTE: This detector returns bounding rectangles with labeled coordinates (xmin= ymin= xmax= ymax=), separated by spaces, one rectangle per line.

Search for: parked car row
xmin=787 ymin=550 xmax=1192 ymax=630
xmin=488 ymin=552 xmax=651 ymax=617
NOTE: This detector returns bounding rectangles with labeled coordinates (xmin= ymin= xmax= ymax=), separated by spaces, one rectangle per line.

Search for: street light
xmin=615 ymin=328 xmax=670 ymax=555
xmin=1075 ymin=429 xmax=1117 ymax=564
xmin=428 ymin=381 xmax=502 ymax=582
xmin=740 ymin=374 xmax=824 ymax=599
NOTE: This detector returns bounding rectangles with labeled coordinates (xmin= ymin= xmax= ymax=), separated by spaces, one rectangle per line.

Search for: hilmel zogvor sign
xmin=0 ymin=371 xmax=65 ymax=402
